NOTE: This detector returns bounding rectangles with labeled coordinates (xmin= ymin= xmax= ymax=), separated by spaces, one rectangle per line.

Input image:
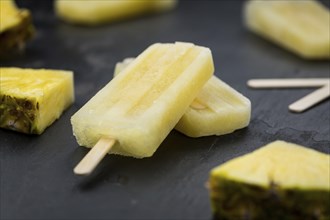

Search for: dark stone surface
xmin=1 ymin=1 xmax=329 ymax=219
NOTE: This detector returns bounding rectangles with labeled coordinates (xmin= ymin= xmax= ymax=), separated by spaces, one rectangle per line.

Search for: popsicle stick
xmin=74 ymin=138 xmax=116 ymax=175
xmin=289 ymin=85 xmax=330 ymax=113
xmin=247 ymin=78 xmax=329 ymax=88
xmin=191 ymin=99 xmax=207 ymax=110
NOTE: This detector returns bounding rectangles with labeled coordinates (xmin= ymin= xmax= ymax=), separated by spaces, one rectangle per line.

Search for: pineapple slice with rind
xmin=244 ymin=0 xmax=330 ymax=59
xmin=209 ymin=140 xmax=330 ymax=220
xmin=55 ymin=0 xmax=177 ymax=25
xmin=0 ymin=68 xmax=74 ymax=134
xmin=0 ymin=0 xmax=35 ymax=57
xmin=114 ymin=58 xmax=251 ymax=137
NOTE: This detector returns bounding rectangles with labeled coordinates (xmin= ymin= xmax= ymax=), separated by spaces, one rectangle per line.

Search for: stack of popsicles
xmin=114 ymin=58 xmax=251 ymax=137
xmin=71 ymin=42 xmax=251 ymax=175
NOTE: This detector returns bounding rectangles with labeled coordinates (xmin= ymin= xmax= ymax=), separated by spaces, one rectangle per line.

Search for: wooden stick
xmin=74 ymin=138 xmax=116 ymax=175
xmin=289 ymin=85 xmax=330 ymax=113
xmin=247 ymin=78 xmax=329 ymax=88
xmin=190 ymin=99 xmax=207 ymax=110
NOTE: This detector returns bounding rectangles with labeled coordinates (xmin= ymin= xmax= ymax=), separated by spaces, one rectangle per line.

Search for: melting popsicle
xmin=71 ymin=42 xmax=214 ymax=175
xmin=114 ymin=58 xmax=251 ymax=137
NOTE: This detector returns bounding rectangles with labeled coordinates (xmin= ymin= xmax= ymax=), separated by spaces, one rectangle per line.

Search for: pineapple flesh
xmin=55 ymin=0 xmax=177 ymax=25
xmin=0 ymin=68 xmax=74 ymax=134
xmin=209 ymin=140 xmax=330 ymax=220
xmin=0 ymin=0 xmax=35 ymax=57
xmin=114 ymin=58 xmax=251 ymax=137
xmin=244 ymin=0 xmax=330 ymax=59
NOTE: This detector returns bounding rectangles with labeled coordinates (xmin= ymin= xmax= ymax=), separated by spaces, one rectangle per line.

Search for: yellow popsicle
xmin=71 ymin=42 xmax=214 ymax=158
xmin=55 ymin=0 xmax=177 ymax=25
xmin=244 ymin=0 xmax=330 ymax=59
xmin=114 ymin=58 xmax=251 ymax=137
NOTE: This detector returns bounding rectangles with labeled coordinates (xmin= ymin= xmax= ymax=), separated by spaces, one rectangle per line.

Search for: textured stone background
xmin=1 ymin=1 xmax=329 ymax=219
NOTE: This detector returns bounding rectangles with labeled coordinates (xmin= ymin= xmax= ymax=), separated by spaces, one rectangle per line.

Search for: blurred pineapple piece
xmin=55 ymin=0 xmax=177 ymax=25
xmin=209 ymin=140 xmax=330 ymax=219
xmin=244 ymin=0 xmax=330 ymax=59
xmin=0 ymin=68 xmax=74 ymax=134
xmin=0 ymin=0 xmax=35 ymax=57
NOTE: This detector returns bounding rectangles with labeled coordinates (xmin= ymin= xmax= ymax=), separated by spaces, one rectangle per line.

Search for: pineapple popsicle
xmin=55 ymin=0 xmax=177 ymax=25
xmin=0 ymin=68 xmax=74 ymax=134
xmin=114 ymin=58 xmax=251 ymax=137
xmin=71 ymin=42 xmax=214 ymax=161
xmin=244 ymin=0 xmax=330 ymax=59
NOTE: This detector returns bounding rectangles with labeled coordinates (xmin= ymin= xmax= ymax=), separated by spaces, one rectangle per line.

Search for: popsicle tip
xmin=73 ymin=138 xmax=116 ymax=175
xmin=288 ymin=104 xmax=304 ymax=113
xmin=246 ymin=79 xmax=256 ymax=88
xmin=73 ymin=166 xmax=92 ymax=176
xmin=288 ymin=85 xmax=330 ymax=113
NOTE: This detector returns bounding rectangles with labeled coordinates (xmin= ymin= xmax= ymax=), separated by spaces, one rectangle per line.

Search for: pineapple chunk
xmin=55 ymin=0 xmax=177 ymax=25
xmin=209 ymin=140 xmax=330 ymax=220
xmin=244 ymin=0 xmax=330 ymax=59
xmin=0 ymin=0 xmax=35 ymax=57
xmin=0 ymin=68 xmax=74 ymax=134
xmin=114 ymin=58 xmax=251 ymax=137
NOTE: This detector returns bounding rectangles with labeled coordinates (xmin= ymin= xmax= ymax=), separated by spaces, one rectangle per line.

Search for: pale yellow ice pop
xmin=55 ymin=0 xmax=177 ymax=25
xmin=115 ymin=58 xmax=251 ymax=137
xmin=71 ymin=42 xmax=214 ymax=174
xmin=244 ymin=0 xmax=330 ymax=59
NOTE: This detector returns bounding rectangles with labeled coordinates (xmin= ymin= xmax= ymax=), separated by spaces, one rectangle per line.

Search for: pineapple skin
xmin=0 ymin=0 xmax=35 ymax=57
xmin=0 ymin=95 xmax=39 ymax=133
xmin=209 ymin=141 xmax=330 ymax=220
xmin=210 ymin=178 xmax=330 ymax=220
xmin=244 ymin=0 xmax=330 ymax=60
xmin=0 ymin=68 xmax=74 ymax=134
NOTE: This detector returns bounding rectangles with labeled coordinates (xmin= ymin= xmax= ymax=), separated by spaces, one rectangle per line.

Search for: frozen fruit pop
xmin=55 ymin=0 xmax=177 ymax=25
xmin=244 ymin=0 xmax=330 ymax=59
xmin=0 ymin=68 xmax=74 ymax=134
xmin=114 ymin=58 xmax=251 ymax=137
xmin=71 ymin=42 xmax=214 ymax=174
